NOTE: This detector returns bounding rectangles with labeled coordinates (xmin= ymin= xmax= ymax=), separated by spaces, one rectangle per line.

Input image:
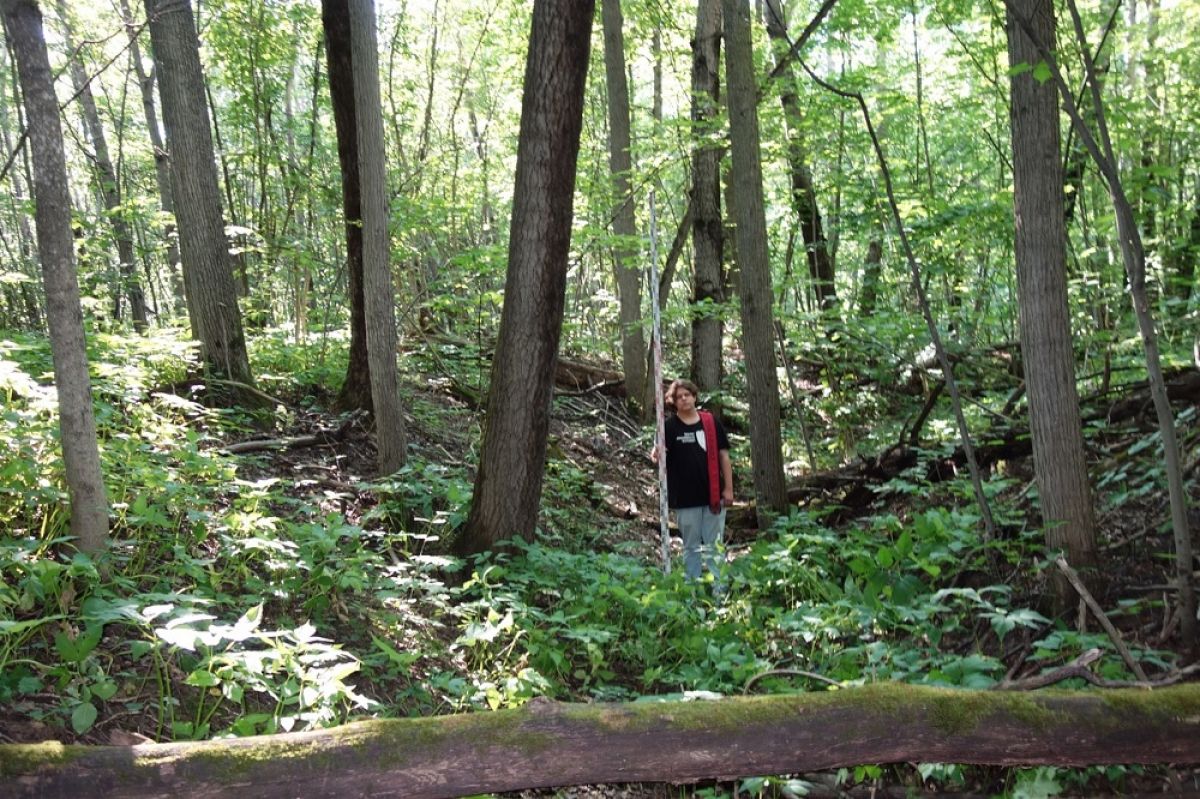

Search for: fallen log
xmin=221 ymin=411 xmax=364 ymax=455
xmin=768 ymin=366 xmax=1200 ymax=521
xmin=5 ymin=684 xmax=1199 ymax=799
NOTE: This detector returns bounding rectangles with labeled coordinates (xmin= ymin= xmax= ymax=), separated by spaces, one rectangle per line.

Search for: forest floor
xmin=218 ymin=360 xmax=1198 ymax=797
xmin=4 ymin=351 xmax=1198 ymax=797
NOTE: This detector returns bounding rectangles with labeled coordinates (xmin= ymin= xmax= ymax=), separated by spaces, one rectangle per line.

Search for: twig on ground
xmin=996 ymin=648 xmax=1200 ymax=690
xmin=744 ymin=669 xmax=842 ymax=692
xmin=222 ymin=411 xmax=364 ymax=455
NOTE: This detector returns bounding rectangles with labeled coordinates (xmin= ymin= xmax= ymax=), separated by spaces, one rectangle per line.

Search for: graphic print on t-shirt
xmin=675 ymin=430 xmax=707 ymax=451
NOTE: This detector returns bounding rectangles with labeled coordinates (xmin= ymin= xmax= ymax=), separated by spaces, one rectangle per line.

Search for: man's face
xmin=674 ymin=388 xmax=696 ymax=411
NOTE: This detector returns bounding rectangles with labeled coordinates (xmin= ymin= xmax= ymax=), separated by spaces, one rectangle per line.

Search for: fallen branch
xmin=222 ymin=412 xmax=364 ymax=455
xmin=997 ymin=648 xmax=1200 ymax=690
xmin=1055 ymin=556 xmax=1149 ymax=681
xmin=6 ymin=684 xmax=1200 ymax=798
xmin=744 ymin=668 xmax=842 ymax=691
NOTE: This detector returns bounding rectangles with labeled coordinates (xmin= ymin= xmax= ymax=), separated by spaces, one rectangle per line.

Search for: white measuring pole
xmin=649 ymin=189 xmax=671 ymax=574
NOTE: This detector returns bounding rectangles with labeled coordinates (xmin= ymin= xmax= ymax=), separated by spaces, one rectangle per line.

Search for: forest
xmin=1 ymin=0 xmax=1199 ymax=795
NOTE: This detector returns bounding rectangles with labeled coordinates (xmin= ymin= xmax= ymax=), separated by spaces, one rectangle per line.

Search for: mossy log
xmin=5 ymin=684 xmax=1200 ymax=798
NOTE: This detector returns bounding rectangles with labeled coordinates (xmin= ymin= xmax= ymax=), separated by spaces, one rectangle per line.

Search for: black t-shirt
xmin=663 ymin=413 xmax=730 ymax=509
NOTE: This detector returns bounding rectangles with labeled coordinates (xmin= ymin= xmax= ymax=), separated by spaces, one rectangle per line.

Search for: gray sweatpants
xmin=676 ymin=505 xmax=726 ymax=580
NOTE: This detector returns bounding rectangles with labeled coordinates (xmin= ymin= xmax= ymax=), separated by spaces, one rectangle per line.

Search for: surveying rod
xmin=648 ymin=190 xmax=670 ymax=574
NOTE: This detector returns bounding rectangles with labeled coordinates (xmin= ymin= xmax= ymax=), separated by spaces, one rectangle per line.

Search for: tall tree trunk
xmin=144 ymin=0 xmax=254 ymax=390
xmin=119 ymin=0 xmax=183 ymax=315
xmin=456 ymin=0 xmax=594 ymax=558
xmin=322 ymin=0 xmax=371 ymax=413
xmin=763 ymin=0 xmax=836 ymax=315
xmin=3 ymin=0 xmax=109 ymax=552
xmin=348 ymin=0 xmax=406 ymax=475
xmin=722 ymin=0 xmax=788 ymax=521
xmin=599 ymin=0 xmax=646 ymax=413
xmin=55 ymin=0 xmax=147 ymax=332
xmin=1003 ymin=0 xmax=1195 ymax=652
xmin=1006 ymin=0 xmax=1099 ymax=606
xmin=689 ymin=0 xmax=724 ymax=400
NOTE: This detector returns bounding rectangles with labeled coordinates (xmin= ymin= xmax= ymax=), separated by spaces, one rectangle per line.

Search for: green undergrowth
xmin=0 ymin=327 xmax=1187 ymax=797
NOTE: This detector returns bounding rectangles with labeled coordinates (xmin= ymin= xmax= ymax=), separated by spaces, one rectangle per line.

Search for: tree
xmin=455 ymin=0 xmax=595 ymax=557
xmin=599 ymin=0 xmax=646 ymax=415
xmin=1002 ymin=0 xmax=1197 ymax=653
xmin=348 ymin=0 xmax=406 ymax=474
xmin=54 ymin=0 xmax=148 ymax=332
xmin=689 ymin=0 xmax=725 ymax=401
xmin=1005 ymin=0 xmax=1099 ymax=604
xmin=118 ymin=0 xmax=183 ymax=314
xmin=722 ymin=0 xmax=788 ymax=519
xmin=143 ymin=0 xmax=254 ymax=389
xmin=764 ymin=0 xmax=836 ymax=315
xmin=322 ymin=0 xmax=372 ymax=414
xmin=2 ymin=0 xmax=109 ymax=552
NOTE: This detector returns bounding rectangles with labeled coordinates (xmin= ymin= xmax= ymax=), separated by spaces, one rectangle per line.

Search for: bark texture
xmin=144 ymin=0 xmax=253 ymax=387
xmin=322 ymin=0 xmax=372 ymax=413
xmin=348 ymin=0 xmax=406 ymax=473
xmin=456 ymin=0 xmax=594 ymax=556
xmin=6 ymin=685 xmax=1200 ymax=799
xmin=722 ymin=0 xmax=788 ymax=519
xmin=600 ymin=0 xmax=646 ymax=413
xmin=689 ymin=0 xmax=724 ymax=398
xmin=1006 ymin=0 xmax=1098 ymax=600
xmin=2 ymin=0 xmax=109 ymax=552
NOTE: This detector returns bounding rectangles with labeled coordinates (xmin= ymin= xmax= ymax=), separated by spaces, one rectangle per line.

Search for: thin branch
xmin=0 ymin=17 xmax=149 ymax=183
xmin=765 ymin=0 xmax=841 ymax=81
xmin=1055 ymin=556 xmax=1149 ymax=681
xmin=745 ymin=668 xmax=841 ymax=692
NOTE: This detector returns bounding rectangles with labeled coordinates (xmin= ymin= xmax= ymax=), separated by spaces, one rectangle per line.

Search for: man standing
xmin=653 ymin=379 xmax=733 ymax=581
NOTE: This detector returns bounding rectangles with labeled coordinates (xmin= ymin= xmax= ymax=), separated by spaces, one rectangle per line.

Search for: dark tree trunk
xmin=144 ymin=0 xmax=254 ymax=389
xmin=322 ymin=0 xmax=372 ymax=413
xmin=722 ymin=0 xmax=788 ymax=520
xmin=600 ymin=0 xmax=646 ymax=414
xmin=689 ymin=0 xmax=724 ymax=400
xmin=764 ymin=0 xmax=836 ymax=314
xmin=456 ymin=0 xmax=594 ymax=557
xmin=2 ymin=0 xmax=109 ymax=552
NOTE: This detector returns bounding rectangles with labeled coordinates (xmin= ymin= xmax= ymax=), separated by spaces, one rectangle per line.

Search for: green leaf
xmin=92 ymin=681 xmax=119 ymax=701
xmin=186 ymin=669 xmax=221 ymax=687
xmin=129 ymin=640 xmax=155 ymax=659
xmin=1032 ymin=61 xmax=1052 ymax=84
xmin=71 ymin=702 xmax=98 ymax=734
xmin=55 ymin=625 xmax=103 ymax=663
